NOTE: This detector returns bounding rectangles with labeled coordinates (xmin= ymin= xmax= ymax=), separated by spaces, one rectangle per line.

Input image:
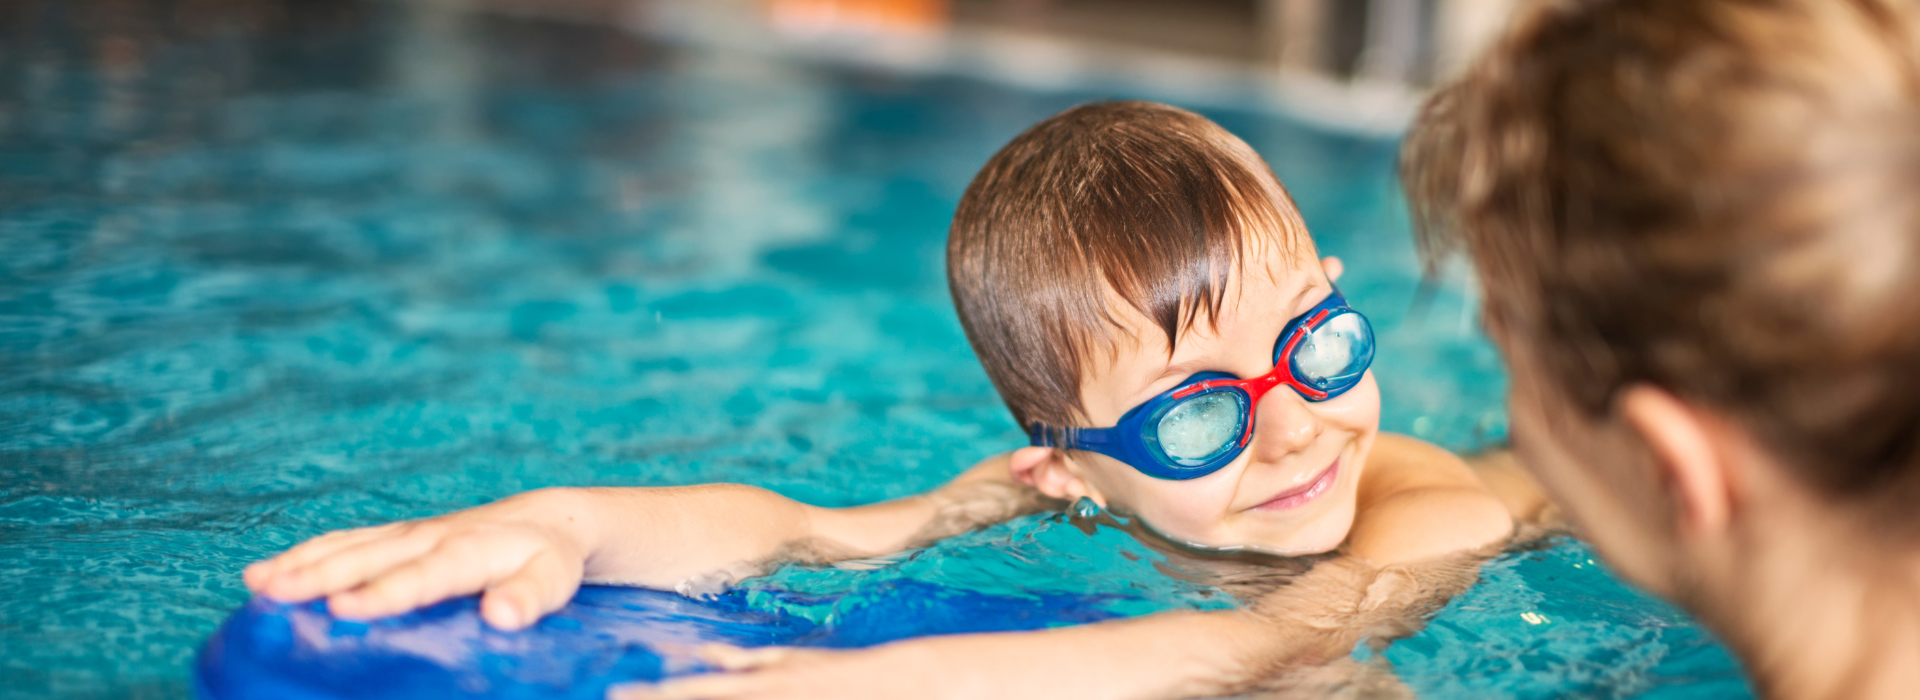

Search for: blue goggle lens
xmin=1146 ymin=389 xmax=1246 ymax=467
xmin=1290 ymin=310 xmax=1374 ymax=393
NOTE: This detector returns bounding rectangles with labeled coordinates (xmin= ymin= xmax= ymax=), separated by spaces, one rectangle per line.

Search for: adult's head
xmin=1404 ymin=0 xmax=1920 ymax=693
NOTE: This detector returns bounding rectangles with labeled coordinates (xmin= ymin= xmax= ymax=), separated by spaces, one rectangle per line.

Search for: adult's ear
xmin=1008 ymin=446 xmax=1100 ymax=505
xmin=1617 ymin=385 xmax=1732 ymax=538
xmin=1321 ymin=256 xmax=1345 ymax=284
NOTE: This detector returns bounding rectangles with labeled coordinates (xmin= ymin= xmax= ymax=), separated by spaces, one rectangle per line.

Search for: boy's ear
xmin=1321 ymin=256 xmax=1345 ymax=284
xmin=1617 ymin=385 xmax=1732 ymax=538
xmin=1008 ymin=446 xmax=1097 ymax=504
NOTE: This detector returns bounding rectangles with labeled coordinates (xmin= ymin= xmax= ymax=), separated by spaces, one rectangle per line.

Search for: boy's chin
xmin=1226 ymin=501 xmax=1357 ymax=556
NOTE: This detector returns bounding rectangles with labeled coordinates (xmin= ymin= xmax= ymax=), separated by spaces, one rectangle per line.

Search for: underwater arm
xmin=614 ymin=553 xmax=1484 ymax=700
xmin=244 ymin=453 xmax=1043 ymax=630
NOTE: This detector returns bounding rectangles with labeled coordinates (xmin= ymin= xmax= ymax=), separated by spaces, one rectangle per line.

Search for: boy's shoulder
xmin=1358 ymin=432 xmax=1479 ymax=501
xmin=1347 ymin=433 xmax=1514 ymax=564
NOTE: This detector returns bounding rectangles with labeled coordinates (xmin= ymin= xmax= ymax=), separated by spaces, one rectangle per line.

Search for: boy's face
xmin=1070 ymin=238 xmax=1380 ymax=555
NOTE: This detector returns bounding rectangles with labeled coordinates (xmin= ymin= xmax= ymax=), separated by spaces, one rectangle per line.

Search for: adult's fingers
xmin=478 ymin=550 xmax=580 ymax=630
xmin=259 ymin=528 xmax=441 ymax=603
xmin=327 ymin=535 xmax=509 ymax=619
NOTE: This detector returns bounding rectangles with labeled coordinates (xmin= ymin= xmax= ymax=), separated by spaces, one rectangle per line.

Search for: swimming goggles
xmin=1029 ymin=288 xmax=1375 ymax=480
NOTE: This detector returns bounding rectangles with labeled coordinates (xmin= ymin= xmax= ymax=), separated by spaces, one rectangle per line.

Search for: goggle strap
xmin=1073 ymin=428 xmax=1115 ymax=447
xmin=1028 ymin=423 xmax=1057 ymax=448
xmin=1030 ymin=423 xmax=1119 ymax=451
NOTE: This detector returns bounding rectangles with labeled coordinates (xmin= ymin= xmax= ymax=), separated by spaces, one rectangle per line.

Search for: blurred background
xmin=488 ymin=0 xmax=1522 ymax=130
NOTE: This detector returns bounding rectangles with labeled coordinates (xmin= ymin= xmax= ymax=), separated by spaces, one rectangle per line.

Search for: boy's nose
xmin=1250 ymin=387 xmax=1323 ymax=460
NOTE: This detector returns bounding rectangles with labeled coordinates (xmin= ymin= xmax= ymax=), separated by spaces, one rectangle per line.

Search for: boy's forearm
xmin=882 ymin=555 xmax=1471 ymax=700
xmin=532 ymin=485 xmax=817 ymax=590
xmin=1039 ymin=611 xmax=1302 ymax=700
xmin=815 ymin=453 xmax=1050 ymax=552
xmin=881 ymin=609 xmax=1332 ymax=700
xmin=539 ymin=454 xmax=1036 ymax=591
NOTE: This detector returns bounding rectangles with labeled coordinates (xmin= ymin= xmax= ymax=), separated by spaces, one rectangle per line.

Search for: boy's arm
xmin=617 ymin=553 xmax=1477 ymax=700
xmin=805 ymin=452 xmax=1057 ymax=556
xmin=245 ymin=454 xmax=1041 ymax=629
xmin=583 ymin=453 xmax=1045 ymax=587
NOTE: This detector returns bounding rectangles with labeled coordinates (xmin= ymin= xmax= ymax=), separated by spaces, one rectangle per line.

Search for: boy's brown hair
xmin=948 ymin=101 xmax=1306 ymax=433
xmin=1403 ymin=0 xmax=1920 ymax=507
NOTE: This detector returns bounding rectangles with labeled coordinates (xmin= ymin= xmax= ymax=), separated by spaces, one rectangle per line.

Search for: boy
xmin=247 ymin=101 xmax=1538 ymax=699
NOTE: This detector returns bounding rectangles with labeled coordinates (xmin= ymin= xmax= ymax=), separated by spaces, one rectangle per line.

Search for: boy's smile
xmin=1249 ymin=459 xmax=1339 ymax=511
xmin=1062 ymin=237 xmax=1381 ymax=555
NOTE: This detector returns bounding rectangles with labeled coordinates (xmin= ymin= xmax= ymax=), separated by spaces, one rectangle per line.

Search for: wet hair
xmin=1403 ymin=0 xmax=1920 ymax=510
xmin=948 ymin=101 xmax=1306 ymax=432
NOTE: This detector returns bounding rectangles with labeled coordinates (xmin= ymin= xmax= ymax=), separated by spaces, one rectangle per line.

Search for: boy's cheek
xmin=1329 ymin=373 xmax=1384 ymax=430
xmin=1085 ymin=458 xmax=1242 ymax=541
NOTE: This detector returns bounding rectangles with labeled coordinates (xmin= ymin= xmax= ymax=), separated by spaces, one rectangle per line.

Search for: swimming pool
xmin=0 ymin=1 xmax=1751 ymax=697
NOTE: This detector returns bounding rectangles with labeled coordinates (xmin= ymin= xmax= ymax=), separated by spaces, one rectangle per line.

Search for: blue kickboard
xmin=194 ymin=581 xmax=1125 ymax=699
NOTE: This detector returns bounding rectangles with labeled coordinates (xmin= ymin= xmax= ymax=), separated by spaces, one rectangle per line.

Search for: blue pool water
xmin=0 ymin=1 xmax=1750 ymax=697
